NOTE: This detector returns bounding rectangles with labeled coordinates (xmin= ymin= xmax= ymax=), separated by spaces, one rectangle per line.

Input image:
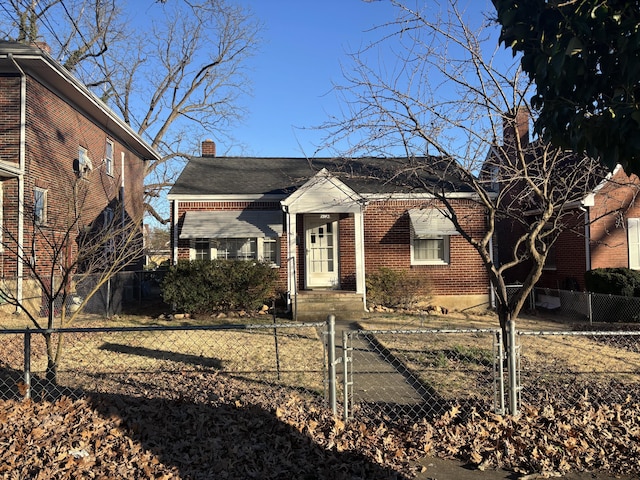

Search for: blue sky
xmin=227 ymin=0 xmax=497 ymax=158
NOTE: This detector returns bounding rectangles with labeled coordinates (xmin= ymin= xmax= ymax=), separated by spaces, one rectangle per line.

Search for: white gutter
xmin=7 ymin=53 xmax=26 ymax=309
xmin=172 ymin=200 xmax=179 ymax=264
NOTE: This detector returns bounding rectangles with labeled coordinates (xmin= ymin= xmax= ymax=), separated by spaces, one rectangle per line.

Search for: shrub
xmin=585 ymin=268 xmax=640 ymax=297
xmin=365 ymin=267 xmax=430 ymax=308
xmin=161 ymin=259 xmax=278 ymax=314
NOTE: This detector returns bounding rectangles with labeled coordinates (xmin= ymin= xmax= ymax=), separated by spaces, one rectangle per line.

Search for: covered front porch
xmin=281 ymin=169 xmax=368 ymax=321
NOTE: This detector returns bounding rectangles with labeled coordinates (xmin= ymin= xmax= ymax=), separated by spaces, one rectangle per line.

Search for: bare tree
xmin=0 ymin=182 xmax=145 ymax=384
xmin=1 ymin=0 xmax=261 ymax=223
xmin=325 ymin=0 xmax=607 ymax=336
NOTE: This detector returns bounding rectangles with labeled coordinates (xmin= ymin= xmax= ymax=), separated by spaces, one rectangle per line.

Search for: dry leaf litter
xmin=1 ymin=373 xmax=640 ymax=479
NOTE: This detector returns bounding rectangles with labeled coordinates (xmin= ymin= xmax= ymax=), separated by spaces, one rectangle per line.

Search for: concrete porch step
xmin=293 ymin=290 xmax=365 ymax=322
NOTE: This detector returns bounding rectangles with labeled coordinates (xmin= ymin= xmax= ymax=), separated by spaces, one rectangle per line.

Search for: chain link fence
xmin=342 ymin=328 xmax=504 ymax=420
xmin=0 ymin=322 xmax=326 ymax=402
xmin=517 ymin=330 xmax=640 ymax=408
xmin=0 ymin=271 xmax=166 ymax=321
xmin=532 ymin=287 xmax=640 ymax=324
xmin=4 ymin=313 xmax=640 ymax=426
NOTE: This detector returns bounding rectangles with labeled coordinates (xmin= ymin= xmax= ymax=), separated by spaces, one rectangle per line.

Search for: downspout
xmin=8 ymin=54 xmax=26 ymax=310
xmin=172 ymin=200 xmax=179 ymax=265
xmin=584 ymin=208 xmax=591 ymax=272
xmin=120 ymin=152 xmax=125 ymax=228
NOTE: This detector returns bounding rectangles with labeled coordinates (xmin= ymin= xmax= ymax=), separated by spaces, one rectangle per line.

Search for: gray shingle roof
xmin=168 ymin=156 xmax=475 ymax=197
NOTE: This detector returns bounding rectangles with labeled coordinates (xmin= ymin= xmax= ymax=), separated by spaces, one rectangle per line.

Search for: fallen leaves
xmin=1 ymin=373 xmax=640 ymax=479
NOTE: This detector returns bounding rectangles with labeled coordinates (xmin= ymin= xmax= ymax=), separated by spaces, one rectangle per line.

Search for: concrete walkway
xmin=334 ymin=320 xmax=432 ymax=411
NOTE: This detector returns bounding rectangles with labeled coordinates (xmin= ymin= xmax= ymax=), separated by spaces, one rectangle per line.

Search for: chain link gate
xmin=340 ymin=327 xmax=505 ymax=421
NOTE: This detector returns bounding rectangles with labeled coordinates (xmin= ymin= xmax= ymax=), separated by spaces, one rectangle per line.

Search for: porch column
xmin=354 ymin=210 xmax=366 ymax=306
xmin=285 ymin=210 xmax=297 ymax=305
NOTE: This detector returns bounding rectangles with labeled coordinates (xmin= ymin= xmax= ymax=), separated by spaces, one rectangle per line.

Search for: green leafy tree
xmin=493 ymin=0 xmax=640 ymax=174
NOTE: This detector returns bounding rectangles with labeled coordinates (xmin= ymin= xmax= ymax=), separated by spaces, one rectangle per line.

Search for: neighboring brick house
xmin=491 ymin=108 xmax=640 ymax=293
xmin=167 ymin=141 xmax=491 ymax=320
xmin=537 ymin=165 xmax=640 ymax=291
xmin=0 ymin=41 xmax=160 ymax=313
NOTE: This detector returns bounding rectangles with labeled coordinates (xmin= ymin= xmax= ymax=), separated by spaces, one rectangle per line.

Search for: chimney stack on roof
xmin=32 ymin=42 xmax=51 ymax=54
xmin=503 ymin=106 xmax=530 ymax=148
xmin=201 ymin=139 xmax=216 ymax=157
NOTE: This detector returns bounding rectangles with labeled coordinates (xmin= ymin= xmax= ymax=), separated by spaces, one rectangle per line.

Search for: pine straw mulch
xmin=2 ymin=370 xmax=640 ymax=479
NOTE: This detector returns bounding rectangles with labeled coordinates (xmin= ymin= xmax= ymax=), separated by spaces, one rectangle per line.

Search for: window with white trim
xmin=193 ymin=238 xmax=211 ymax=261
xmin=411 ymin=234 xmax=450 ymax=265
xmin=105 ymin=139 xmax=114 ymax=176
xmin=408 ymin=208 xmax=455 ymax=265
xmin=628 ymin=218 xmax=640 ymax=269
xmin=190 ymin=237 xmax=280 ymax=265
xmin=34 ymin=187 xmax=47 ymax=225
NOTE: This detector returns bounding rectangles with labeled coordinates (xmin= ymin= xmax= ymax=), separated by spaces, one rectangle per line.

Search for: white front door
xmin=305 ymin=214 xmax=339 ymax=288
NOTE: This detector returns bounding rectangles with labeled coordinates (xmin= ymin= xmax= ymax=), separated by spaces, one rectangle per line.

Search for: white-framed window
xmin=628 ymin=218 xmax=640 ymax=269
xmin=78 ymin=146 xmax=93 ymax=178
xmin=105 ymin=139 xmax=114 ymax=176
xmin=193 ymin=238 xmax=211 ymax=261
xmin=411 ymin=234 xmax=450 ymax=265
xmin=190 ymin=237 xmax=280 ymax=265
xmin=408 ymin=209 xmax=454 ymax=265
xmin=34 ymin=187 xmax=47 ymax=225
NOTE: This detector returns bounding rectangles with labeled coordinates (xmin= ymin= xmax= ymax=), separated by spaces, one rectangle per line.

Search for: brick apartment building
xmin=168 ymin=141 xmax=491 ymax=320
xmin=0 ymin=41 xmax=160 ymax=313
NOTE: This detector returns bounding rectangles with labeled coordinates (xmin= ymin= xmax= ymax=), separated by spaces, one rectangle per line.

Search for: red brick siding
xmin=172 ymin=199 xmax=490 ymax=297
xmin=363 ymin=200 xmax=488 ymax=296
xmin=590 ymin=168 xmax=640 ymax=270
xmin=173 ymin=201 xmax=289 ymax=289
xmin=0 ymin=73 xmax=147 ymax=277
xmin=537 ymin=211 xmax=588 ymax=290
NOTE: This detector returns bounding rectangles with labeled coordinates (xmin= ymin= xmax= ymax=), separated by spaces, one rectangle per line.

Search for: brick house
xmin=492 ymin=108 xmax=640 ymax=293
xmin=536 ymin=164 xmax=640 ymax=291
xmin=0 ymin=41 xmax=160 ymax=313
xmin=167 ymin=141 xmax=491 ymax=320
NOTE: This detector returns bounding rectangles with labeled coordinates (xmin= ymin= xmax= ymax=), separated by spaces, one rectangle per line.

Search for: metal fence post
xmin=23 ymin=328 xmax=31 ymax=400
xmin=495 ymin=330 xmax=505 ymax=414
xmin=588 ymin=292 xmax=593 ymax=324
xmin=326 ymin=315 xmax=337 ymax=415
xmin=342 ymin=329 xmax=350 ymax=422
xmin=507 ymin=319 xmax=519 ymax=415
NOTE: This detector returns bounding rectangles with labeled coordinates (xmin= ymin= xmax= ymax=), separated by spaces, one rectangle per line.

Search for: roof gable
xmin=281 ymin=168 xmax=366 ymax=214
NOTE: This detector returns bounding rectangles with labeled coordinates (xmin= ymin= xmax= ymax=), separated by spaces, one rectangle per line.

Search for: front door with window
xmin=304 ymin=214 xmax=339 ymax=288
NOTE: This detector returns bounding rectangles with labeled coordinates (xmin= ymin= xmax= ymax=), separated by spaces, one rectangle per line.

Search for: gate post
xmin=507 ymin=319 xmax=519 ymax=415
xmin=326 ymin=315 xmax=337 ymax=415
xmin=23 ymin=328 xmax=31 ymax=400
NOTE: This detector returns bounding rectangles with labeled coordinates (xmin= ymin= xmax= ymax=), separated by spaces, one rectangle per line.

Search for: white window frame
xmin=105 ymin=139 xmax=114 ymax=176
xmin=191 ymin=238 xmax=211 ymax=261
xmin=34 ymin=187 xmax=47 ymax=225
xmin=628 ymin=218 xmax=640 ymax=270
xmin=189 ymin=237 xmax=280 ymax=266
xmin=411 ymin=233 xmax=450 ymax=265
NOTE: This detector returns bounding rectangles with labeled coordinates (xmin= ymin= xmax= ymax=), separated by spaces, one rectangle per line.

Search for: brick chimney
xmin=503 ymin=106 xmax=529 ymax=147
xmin=32 ymin=42 xmax=52 ymax=54
xmin=201 ymin=139 xmax=216 ymax=157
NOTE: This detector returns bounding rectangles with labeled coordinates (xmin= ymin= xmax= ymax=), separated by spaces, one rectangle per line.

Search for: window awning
xmin=408 ymin=208 xmax=460 ymax=237
xmin=180 ymin=210 xmax=284 ymax=239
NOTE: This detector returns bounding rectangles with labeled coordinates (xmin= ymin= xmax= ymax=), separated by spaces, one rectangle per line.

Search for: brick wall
xmin=174 ymin=201 xmax=289 ymax=289
xmin=173 ymin=198 xmax=490 ymax=297
xmin=590 ymin=167 xmax=640 ymax=270
xmin=362 ymin=199 xmax=488 ymax=296
xmin=0 ymin=73 xmax=147 ymax=278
